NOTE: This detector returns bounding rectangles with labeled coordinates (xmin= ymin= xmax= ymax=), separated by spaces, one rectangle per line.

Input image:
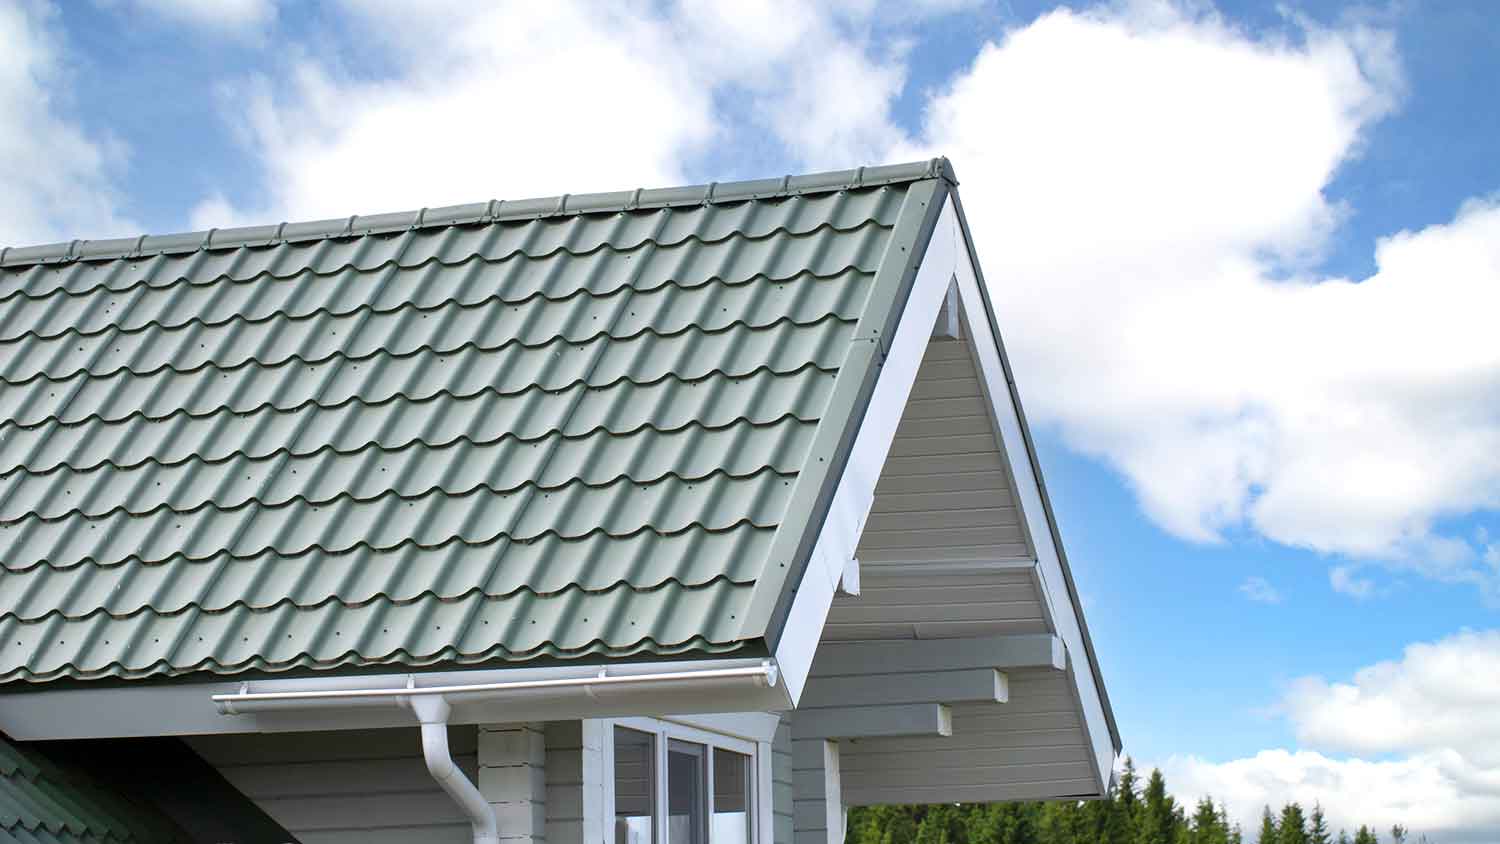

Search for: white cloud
xmin=1238 ymin=575 xmax=1282 ymax=604
xmin=111 ymin=0 xmax=275 ymax=36
xmin=1283 ymin=629 xmax=1500 ymax=767
xmin=1330 ymin=564 xmax=1377 ymax=599
xmin=0 ymin=0 xmax=134 ymax=246
xmin=1161 ymin=630 xmax=1500 ymax=842
xmin=896 ymin=3 xmax=1500 ymax=593
xmin=194 ymin=0 xmax=916 ymax=224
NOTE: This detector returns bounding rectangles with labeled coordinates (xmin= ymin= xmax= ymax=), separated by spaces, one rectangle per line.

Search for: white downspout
xmin=409 ymin=695 xmax=498 ymax=844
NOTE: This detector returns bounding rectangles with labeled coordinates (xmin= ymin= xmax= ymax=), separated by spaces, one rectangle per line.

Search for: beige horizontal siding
xmin=838 ymin=673 xmax=1098 ymax=805
xmin=189 ymin=726 xmax=476 ymax=844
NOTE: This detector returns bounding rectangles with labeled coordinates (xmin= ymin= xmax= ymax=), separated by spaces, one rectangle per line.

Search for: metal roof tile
xmin=0 ymin=737 xmax=188 ymax=843
xmin=0 ymin=162 xmax=947 ymax=683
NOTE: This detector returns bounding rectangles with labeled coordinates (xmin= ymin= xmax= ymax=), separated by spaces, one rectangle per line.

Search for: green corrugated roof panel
xmin=0 ymin=158 xmax=955 ymax=683
xmin=0 ymin=737 xmax=188 ymax=843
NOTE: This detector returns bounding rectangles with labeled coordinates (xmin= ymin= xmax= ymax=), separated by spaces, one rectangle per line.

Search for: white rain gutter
xmin=211 ymin=662 xmax=778 ymax=712
xmin=210 ymin=662 xmax=780 ymax=844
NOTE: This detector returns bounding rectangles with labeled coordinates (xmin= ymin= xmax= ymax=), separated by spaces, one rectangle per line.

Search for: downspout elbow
xmin=410 ymin=696 xmax=499 ymax=844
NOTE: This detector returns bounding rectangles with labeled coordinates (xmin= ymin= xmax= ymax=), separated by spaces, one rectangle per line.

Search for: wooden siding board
xmin=190 ymin=726 xmax=475 ymax=843
xmin=820 ymin=619 xmax=1051 ymax=642
xmin=843 ymin=779 xmax=1100 ymax=806
xmin=841 ymin=760 xmax=1094 ymax=790
xmin=838 ymin=744 xmax=1090 ymax=773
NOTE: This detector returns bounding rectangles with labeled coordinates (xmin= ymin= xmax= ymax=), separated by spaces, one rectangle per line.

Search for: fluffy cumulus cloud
xmin=897 ymin=3 xmax=1500 ymax=593
xmin=1161 ymin=630 xmax=1500 ymax=841
xmin=191 ymin=0 xmax=919 ymax=226
xmin=0 ymin=0 xmax=133 ymax=245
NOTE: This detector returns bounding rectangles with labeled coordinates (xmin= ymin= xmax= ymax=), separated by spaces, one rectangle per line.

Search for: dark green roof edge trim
xmin=737 ymin=176 xmax=950 ymax=646
xmin=946 ymin=188 xmax=1123 ymax=757
xmin=1 ymin=158 xmax=959 ymax=267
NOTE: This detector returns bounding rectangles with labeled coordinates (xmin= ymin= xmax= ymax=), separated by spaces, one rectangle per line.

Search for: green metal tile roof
xmin=0 ymin=736 xmax=188 ymax=843
xmin=0 ymin=158 xmax=954 ymax=684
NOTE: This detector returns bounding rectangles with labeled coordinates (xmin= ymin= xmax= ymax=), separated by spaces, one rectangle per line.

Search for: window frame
xmin=606 ymin=716 xmax=764 ymax=844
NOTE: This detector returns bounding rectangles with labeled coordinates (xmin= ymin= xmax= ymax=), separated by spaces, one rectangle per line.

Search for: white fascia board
xmin=773 ymin=199 xmax=961 ymax=704
xmin=0 ymin=656 xmax=785 ymax=740
xmin=949 ymin=210 xmax=1120 ymax=791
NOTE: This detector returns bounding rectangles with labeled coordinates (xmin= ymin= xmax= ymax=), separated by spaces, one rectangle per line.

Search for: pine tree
xmin=1136 ymin=769 xmax=1184 ymax=844
xmin=915 ymin=804 xmax=962 ymax=844
xmin=1006 ymin=802 xmax=1042 ymax=844
xmin=827 ymin=765 xmax=1401 ymax=844
xmin=1117 ymin=760 xmax=1142 ymax=816
xmin=966 ymin=803 xmax=1002 ymax=844
xmin=1308 ymin=805 xmax=1331 ymax=844
xmin=1188 ymin=798 xmax=1228 ymax=844
xmin=1040 ymin=800 xmax=1088 ymax=844
xmin=1256 ymin=807 xmax=1279 ymax=844
xmin=1279 ymin=804 xmax=1308 ymax=844
xmin=1105 ymin=759 xmax=1142 ymax=844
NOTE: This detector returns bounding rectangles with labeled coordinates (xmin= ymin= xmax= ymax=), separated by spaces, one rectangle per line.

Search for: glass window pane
xmin=615 ymin=728 xmax=656 ymax=844
xmin=712 ymin=748 xmax=752 ymax=844
xmin=667 ymin=739 xmax=707 ymax=844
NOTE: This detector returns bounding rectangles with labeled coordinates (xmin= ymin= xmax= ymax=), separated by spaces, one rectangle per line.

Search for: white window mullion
xmin=705 ymin=741 xmax=717 ymax=843
xmin=656 ymin=725 xmax=670 ymax=844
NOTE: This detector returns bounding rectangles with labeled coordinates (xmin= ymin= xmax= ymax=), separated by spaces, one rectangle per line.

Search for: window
xmin=667 ymin=740 xmax=705 ymax=844
xmin=712 ymin=748 xmax=751 ymax=844
xmin=614 ymin=728 xmax=656 ymax=844
xmin=611 ymin=719 xmax=761 ymax=844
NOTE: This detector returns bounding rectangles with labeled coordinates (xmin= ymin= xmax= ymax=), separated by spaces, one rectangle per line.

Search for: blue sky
xmin=5 ymin=0 xmax=1500 ymax=838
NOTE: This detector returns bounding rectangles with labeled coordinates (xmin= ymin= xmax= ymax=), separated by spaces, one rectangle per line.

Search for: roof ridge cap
xmin=2 ymin=157 xmax=955 ymax=268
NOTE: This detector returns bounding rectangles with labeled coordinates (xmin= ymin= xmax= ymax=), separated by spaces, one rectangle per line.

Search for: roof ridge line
xmin=2 ymin=157 xmax=957 ymax=268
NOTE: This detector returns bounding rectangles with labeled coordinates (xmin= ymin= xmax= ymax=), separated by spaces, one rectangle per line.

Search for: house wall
xmin=187 ymin=727 xmax=477 ymax=844
xmin=832 ymin=335 xmax=1046 ymax=643
xmin=852 ymin=336 xmax=1030 ymax=570
xmin=191 ymin=722 xmax=557 ymax=844
xmin=192 ymin=716 xmax=779 ymax=844
xmin=805 ymin=320 xmax=1105 ymax=805
xmin=839 ymin=671 xmax=1095 ymax=805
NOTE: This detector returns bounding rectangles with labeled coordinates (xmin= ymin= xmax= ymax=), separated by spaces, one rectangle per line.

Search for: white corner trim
xmin=773 ymin=199 xmax=962 ymax=705
xmin=950 ymin=225 xmax=1118 ymax=791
